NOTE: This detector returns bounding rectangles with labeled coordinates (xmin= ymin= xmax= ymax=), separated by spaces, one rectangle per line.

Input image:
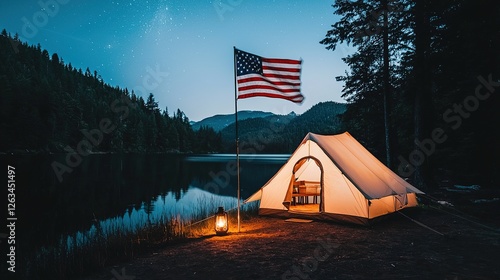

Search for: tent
xmin=244 ymin=132 xmax=424 ymax=225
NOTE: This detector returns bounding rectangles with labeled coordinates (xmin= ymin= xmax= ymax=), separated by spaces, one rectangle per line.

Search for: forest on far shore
xmin=0 ymin=30 xmax=223 ymax=154
xmin=0 ymin=31 xmax=346 ymax=156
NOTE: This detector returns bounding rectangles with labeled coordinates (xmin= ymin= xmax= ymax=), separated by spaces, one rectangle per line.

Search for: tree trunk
xmin=414 ymin=0 xmax=432 ymax=189
xmin=382 ymin=0 xmax=392 ymax=169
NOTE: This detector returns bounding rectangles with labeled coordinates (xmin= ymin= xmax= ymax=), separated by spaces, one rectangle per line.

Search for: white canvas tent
xmin=245 ymin=132 xmax=424 ymax=225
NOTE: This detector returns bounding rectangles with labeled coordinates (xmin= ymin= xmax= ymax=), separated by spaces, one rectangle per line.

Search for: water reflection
xmin=66 ymin=187 xmax=238 ymax=249
xmin=0 ymin=153 xmax=286 ymax=261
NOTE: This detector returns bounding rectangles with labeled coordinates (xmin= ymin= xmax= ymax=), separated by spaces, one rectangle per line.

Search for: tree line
xmin=0 ymin=30 xmax=222 ymax=154
xmin=220 ymin=101 xmax=346 ymax=153
xmin=321 ymin=0 xmax=500 ymax=188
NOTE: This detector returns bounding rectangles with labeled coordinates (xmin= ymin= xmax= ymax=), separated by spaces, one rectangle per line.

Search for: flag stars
xmin=236 ymin=50 xmax=262 ymax=76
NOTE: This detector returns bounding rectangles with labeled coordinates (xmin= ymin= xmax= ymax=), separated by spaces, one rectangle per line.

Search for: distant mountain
xmin=287 ymin=101 xmax=347 ymax=137
xmin=191 ymin=110 xmax=277 ymax=131
xmin=219 ymin=101 xmax=347 ymax=153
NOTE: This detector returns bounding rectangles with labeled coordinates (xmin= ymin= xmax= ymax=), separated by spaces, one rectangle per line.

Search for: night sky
xmin=1 ymin=0 xmax=351 ymax=121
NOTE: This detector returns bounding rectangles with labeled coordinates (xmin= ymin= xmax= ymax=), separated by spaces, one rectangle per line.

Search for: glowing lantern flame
xmin=214 ymin=206 xmax=228 ymax=235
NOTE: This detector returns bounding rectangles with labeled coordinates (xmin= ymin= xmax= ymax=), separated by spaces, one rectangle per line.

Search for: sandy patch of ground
xmin=82 ymin=205 xmax=500 ymax=280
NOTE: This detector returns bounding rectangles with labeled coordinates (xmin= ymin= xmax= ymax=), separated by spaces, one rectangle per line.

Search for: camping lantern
xmin=214 ymin=207 xmax=229 ymax=235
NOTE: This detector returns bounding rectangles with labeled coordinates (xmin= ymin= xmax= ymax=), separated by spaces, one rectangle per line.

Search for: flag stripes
xmin=235 ymin=48 xmax=304 ymax=103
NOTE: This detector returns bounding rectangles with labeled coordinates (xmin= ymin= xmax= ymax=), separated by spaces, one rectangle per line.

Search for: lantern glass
xmin=214 ymin=207 xmax=228 ymax=234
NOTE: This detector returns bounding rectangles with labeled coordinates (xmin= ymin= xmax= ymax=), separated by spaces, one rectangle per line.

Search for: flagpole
xmin=233 ymin=46 xmax=241 ymax=233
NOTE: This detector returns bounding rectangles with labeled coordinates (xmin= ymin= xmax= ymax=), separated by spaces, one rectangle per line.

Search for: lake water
xmin=0 ymin=153 xmax=287 ymax=264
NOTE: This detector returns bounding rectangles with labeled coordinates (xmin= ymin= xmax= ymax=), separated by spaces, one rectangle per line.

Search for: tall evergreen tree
xmin=321 ymin=0 xmax=409 ymax=162
xmin=321 ymin=0 xmax=500 ymax=186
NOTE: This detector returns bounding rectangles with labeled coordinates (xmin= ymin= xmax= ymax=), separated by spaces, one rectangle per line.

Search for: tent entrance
xmin=288 ymin=156 xmax=323 ymax=214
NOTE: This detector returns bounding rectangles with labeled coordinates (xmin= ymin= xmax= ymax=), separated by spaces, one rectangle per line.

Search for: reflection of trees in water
xmin=7 ymin=153 xmax=282 ymax=259
xmin=187 ymin=160 xmax=282 ymax=198
xmin=13 ymin=154 xmax=190 ymax=251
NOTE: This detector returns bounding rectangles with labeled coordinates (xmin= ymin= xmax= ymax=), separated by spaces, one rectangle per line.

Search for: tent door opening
xmin=288 ymin=156 xmax=323 ymax=214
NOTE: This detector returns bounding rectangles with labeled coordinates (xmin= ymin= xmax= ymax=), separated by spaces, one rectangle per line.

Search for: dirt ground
xmin=82 ymin=201 xmax=500 ymax=280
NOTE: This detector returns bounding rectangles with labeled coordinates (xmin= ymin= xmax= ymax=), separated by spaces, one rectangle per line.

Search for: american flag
xmin=235 ymin=48 xmax=304 ymax=103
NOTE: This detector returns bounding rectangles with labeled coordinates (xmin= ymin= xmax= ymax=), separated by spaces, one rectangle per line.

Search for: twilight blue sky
xmin=1 ymin=0 xmax=353 ymax=121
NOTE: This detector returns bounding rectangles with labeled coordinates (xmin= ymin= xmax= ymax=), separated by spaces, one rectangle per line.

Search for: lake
xmin=0 ymin=153 xmax=287 ymax=270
